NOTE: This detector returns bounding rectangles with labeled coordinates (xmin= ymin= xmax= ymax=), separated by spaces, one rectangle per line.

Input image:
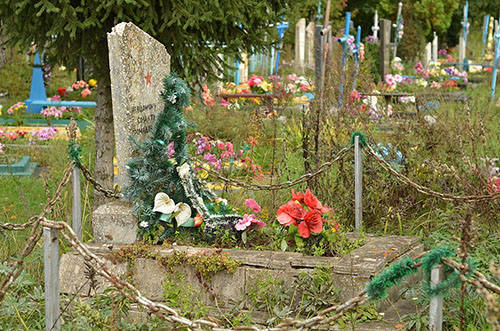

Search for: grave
xmin=0 ymin=156 xmax=37 ymax=176
xmin=59 ymin=235 xmax=423 ymax=320
xmin=59 ymin=21 xmax=425 ymax=328
xmin=295 ymin=18 xmax=306 ymax=72
xmin=92 ymin=22 xmax=170 ymax=244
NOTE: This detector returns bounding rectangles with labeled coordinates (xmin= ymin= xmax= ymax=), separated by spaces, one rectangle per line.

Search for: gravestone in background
xmin=432 ymin=32 xmax=438 ymax=63
xmin=305 ymin=22 xmax=315 ymax=68
xmin=92 ymin=22 xmax=171 ymax=244
xmin=425 ymin=43 xmax=432 ymax=68
xmin=379 ymin=19 xmax=391 ymax=79
xmin=295 ymin=18 xmax=306 ymax=72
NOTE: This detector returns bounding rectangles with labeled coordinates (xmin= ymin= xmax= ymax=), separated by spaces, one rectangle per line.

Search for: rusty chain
xmin=366 ymin=144 xmax=500 ymax=203
xmin=78 ymin=161 xmax=122 ymax=199
xmin=193 ymin=145 xmax=353 ymax=191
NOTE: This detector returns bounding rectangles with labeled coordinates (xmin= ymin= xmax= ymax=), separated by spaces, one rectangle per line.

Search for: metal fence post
xmin=429 ymin=265 xmax=444 ymax=331
xmin=72 ymin=166 xmax=82 ymax=240
xmin=44 ymin=227 xmax=60 ymax=331
xmin=354 ymin=135 xmax=363 ymax=231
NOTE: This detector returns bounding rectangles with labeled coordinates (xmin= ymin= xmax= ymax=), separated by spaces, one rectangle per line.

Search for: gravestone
xmin=379 ymin=19 xmax=391 ymax=79
xmin=459 ymin=34 xmax=465 ymax=70
xmin=108 ymin=22 xmax=170 ymax=189
xmin=425 ymin=43 xmax=432 ymax=68
xmin=295 ymin=18 xmax=306 ymax=72
xmin=305 ymin=22 xmax=315 ymax=68
xmin=239 ymin=53 xmax=249 ymax=83
xmin=92 ymin=22 xmax=170 ymax=244
xmin=432 ymin=32 xmax=438 ymax=62
xmin=372 ymin=10 xmax=379 ymax=41
xmin=487 ymin=18 xmax=494 ymax=58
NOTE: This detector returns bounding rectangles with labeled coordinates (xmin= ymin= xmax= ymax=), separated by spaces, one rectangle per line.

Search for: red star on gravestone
xmin=145 ymin=72 xmax=152 ymax=85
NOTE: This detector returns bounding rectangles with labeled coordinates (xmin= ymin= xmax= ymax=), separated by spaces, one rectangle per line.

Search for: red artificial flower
xmin=291 ymin=188 xmax=304 ymax=204
xmin=57 ymin=87 xmax=66 ymax=97
xmin=277 ymin=201 xmax=306 ymax=226
xmin=298 ymin=210 xmax=323 ymax=238
xmin=304 ymin=189 xmax=331 ymax=214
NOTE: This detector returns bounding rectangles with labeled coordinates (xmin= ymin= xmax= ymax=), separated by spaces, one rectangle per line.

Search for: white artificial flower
xmin=177 ymin=163 xmax=190 ymax=179
xmin=216 ymin=197 xmax=228 ymax=205
xmin=139 ymin=221 xmax=148 ymax=228
xmin=424 ymin=115 xmax=437 ymax=125
xmin=152 ymin=192 xmax=176 ymax=214
xmin=197 ymin=197 xmax=204 ymax=205
xmin=174 ymin=203 xmax=191 ymax=226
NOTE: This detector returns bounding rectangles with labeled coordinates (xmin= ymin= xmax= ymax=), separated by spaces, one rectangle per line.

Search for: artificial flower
xmin=291 ymin=188 xmax=305 ymax=204
xmin=153 ymin=192 xmax=176 ymax=214
xmin=245 ymin=199 xmax=261 ymax=213
xmin=81 ymin=88 xmax=91 ymax=98
xmin=167 ymin=141 xmax=175 ymax=159
xmin=298 ymin=210 xmax=323 ymax=238
xmin=304 ymin=189 xmax=331 ymax=214
xmin=88 ymin=79 xmax=97 ymax=87
xmin=235 ymin=214 xmax=265 ymax=231
xmin=177 ymin=163 xmax=190 ymax=179
xmin=277 ymin=200 xmax=307 ymax=226
xmin=174 ymin=202 xmax=191 ymax=226
xmin=194 ymin=214 xmax=203 ymax=227
xmin=139 ymin=221 xmax=149 ymax=228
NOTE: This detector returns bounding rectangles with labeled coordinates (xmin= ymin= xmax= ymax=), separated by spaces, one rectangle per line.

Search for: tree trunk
xmin=93 ymin=58 xmax=114 ymax=208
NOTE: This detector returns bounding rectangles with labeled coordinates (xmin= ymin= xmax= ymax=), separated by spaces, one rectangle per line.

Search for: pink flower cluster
xmin=71 ymin=80 xmax=92 ymax=98
xmin=488 ymin=177 xmax=500 ymax=193
xmin=32 ymin=127 xmax=58 ymax=141
xmin=193 ymin=135 xmax=263 ymax=178
xmin=235 ymin=199 xmax=266 ymax=231
xmin=6 ymin=102 xmax=26 ymax=115
xmin=414 ymin=61 xmax=430 ymax=79
xmin=41 ymin=107 xmax=63 ymax=118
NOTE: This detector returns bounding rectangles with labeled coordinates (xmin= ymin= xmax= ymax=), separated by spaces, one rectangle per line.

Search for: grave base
xmin=60 ymin=234 xmax=423 ymax=324
xmin=92 ymin=200 xmax=138 ymax=244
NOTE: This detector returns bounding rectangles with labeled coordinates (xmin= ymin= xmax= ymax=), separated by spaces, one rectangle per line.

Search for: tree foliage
xmin=0 ymin=0 xmax=289 ymax=81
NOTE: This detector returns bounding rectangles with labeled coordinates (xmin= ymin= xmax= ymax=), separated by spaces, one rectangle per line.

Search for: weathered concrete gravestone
xmin=305 ymin=22 xmax=315 ymax=68
xmin=108 ymin=22 xmax=170 ymax=189
xmin=295 ymin=18 xmax=306 ymax=72
xmin=92 ymin=22 xmax=170 ymax=244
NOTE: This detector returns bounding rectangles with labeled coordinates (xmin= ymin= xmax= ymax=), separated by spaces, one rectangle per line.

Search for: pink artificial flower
xmin=394 ymin=75 xmax=403 ymax=83
xmin=238 ymin=150 xmax=243 ymax=157
xmin=217 ymin=141 xmax=226 ymax=150
xmin=288 ymin=74 xmax=298 ymax=82
xmin=300 ymin=84 xmax=308 ymax=91
xmin=430 ymin=81 xmax=442 ymax=89
xmin=248 ymin=75 xmax=264 ymax=87
xmin=81 ymin=88 xmax=91 ymax=98
xmin=350 ymin=90 xmax=361 ymax=101
xmin=220 ymin=99 xmax=230 ymax=107
xmin=226 ymin=142 xmax=234 ymax=153
xmin=220 ymin=150 xmax=233 ymax=159
xmin=167 ymin=141 xmax=175 ymax=159
xmin=235 ymin=214 xmax=265 ymax=231
xmin=245 ymin=199 xmax=262 ymax=213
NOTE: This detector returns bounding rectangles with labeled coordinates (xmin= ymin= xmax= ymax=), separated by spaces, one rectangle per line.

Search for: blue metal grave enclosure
xmin=25 ymin=53 xmax=96 ymax=113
